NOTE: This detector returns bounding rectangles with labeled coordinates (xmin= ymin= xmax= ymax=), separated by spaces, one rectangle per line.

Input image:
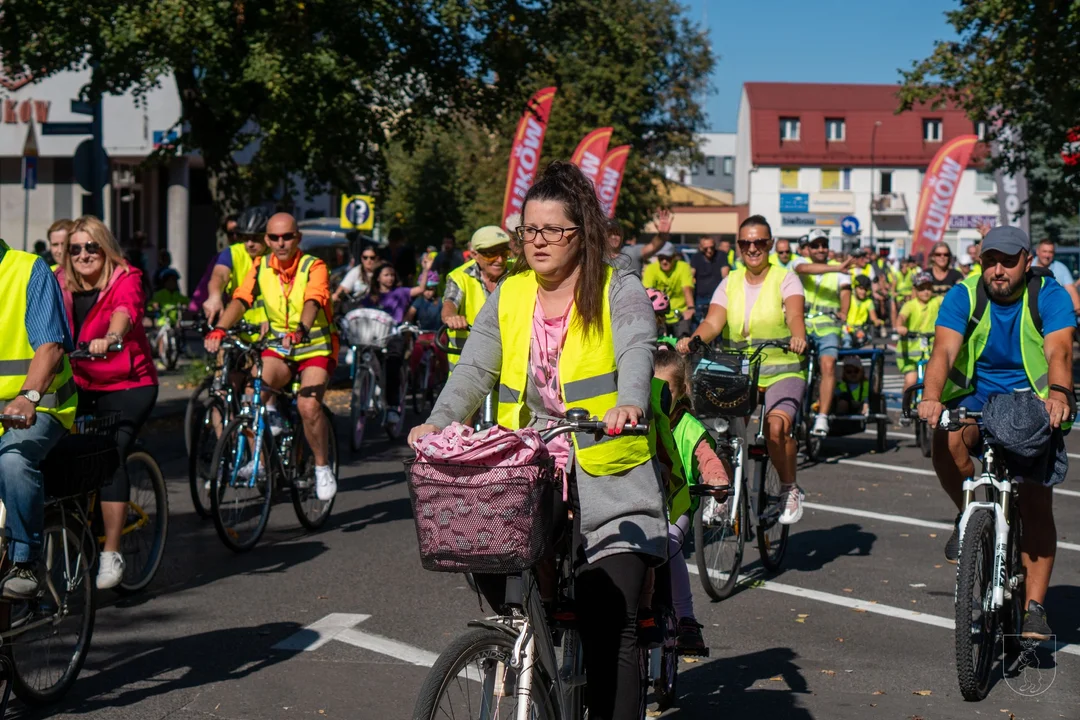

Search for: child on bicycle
xmin=646 ymin=341 xmax=730 ymax=654
xmin=148 ymin=268 xmax=189 ymax=363
xmin=834 ymin=355 xmax=870 ymax=417
xmin=845 ymin=276 xmax=883 ymax=335
xmin=895 ymin=272 xmax=941 ymax=392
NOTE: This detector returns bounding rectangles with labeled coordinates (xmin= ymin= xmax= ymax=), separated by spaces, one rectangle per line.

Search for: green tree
xmin=898 ymin=0 xmax=1080 ymax=218
xmin=0 ymin=0 xmax=542 ymax=208
xmin=383 ymin=0 xmax=714 ymax=239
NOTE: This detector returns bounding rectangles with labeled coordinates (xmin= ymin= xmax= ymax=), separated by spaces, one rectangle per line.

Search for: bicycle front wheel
xmin=210 ymin=417 xmax=274 ymax=552
xmin=955 ymin=509 xmax=998 ymax=701
xmin=350 ymin=368 xmax=372 ymax=452
xmin=694 ymin=481 xmax=748 ymax=601
xmin=183 ymin=375 xmax=214 ymax=455
xmin=189 ymin=396 xmax=230 ymax=519
xmin=291 ymin=405 xmax=338 ymax=530
xmin=755 ymin=452 xmax=789 ymax=572
xmin=114 ymin=452 xmax=169 ymax=594
xmin=386 ymin=363 xmax=409 ymax=441
xmin=5 ymin=509 xmax=96 ymax=706
xmin=413 ymin=627 xmax=556 ymax=720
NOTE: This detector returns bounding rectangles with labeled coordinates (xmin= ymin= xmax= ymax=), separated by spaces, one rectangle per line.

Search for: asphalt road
xmin=17 ymin=365 xmax=1080 ymax=720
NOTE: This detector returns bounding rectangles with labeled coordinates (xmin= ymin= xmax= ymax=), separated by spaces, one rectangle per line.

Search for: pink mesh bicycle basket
xmin=405 ymin=458 xmax=556 ymax=573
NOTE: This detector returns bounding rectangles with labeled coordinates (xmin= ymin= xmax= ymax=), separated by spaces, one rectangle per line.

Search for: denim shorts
xmin=811 ymin=330 xmax=840 ymax=358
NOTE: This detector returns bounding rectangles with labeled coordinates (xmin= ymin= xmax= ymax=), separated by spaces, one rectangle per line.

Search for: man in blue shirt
xmin=0 ymin=238 xmax=76 ymax=598
xmin=1033 ymin=238 xmax=1080 ymax=315
xmin=919 ymin=226 xmax=1073 ymax=641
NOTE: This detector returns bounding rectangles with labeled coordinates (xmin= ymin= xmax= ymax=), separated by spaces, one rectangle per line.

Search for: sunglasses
xmin=932 ymin=252 xmax=951 ymax=258
xmin=777 ymin=250 xmax=792 ymax=256
xmin=808 ymin=241 xmax=829 ymax=250
xmin=69 ymin=242 xmax=102 ymax=258
xmin=266 ymin=232 xmax=298 ymax=243
xmin=737 ymin=239 xmax=771 ymax=252
xmin=478 ymin=246 xmax=510 ymax=259
xmin=982 ymin=252 xmax=1024 ymax=268
xmin=361 ymin=254 xmax=378 ymax=260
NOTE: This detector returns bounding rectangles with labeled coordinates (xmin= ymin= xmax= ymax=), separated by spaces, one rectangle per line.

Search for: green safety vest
xmin=801 ymin=262 xmax=844 ymax=336
xmin=942 ymin=274 xmax=1063 ymax=428
xmin=650 ymin=378 xmax=716 ymax=523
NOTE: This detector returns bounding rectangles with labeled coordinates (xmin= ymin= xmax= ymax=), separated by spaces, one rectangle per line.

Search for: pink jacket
xmin=57 ymin=265 xmax=159 ymax=392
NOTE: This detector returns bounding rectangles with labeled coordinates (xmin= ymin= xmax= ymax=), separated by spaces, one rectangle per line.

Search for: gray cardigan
xmin=426 ymin=266 xmax=667 ymax=563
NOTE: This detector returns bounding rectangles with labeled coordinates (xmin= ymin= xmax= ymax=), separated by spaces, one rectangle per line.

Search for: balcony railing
xmin=872 ymin=192 xmax=908 ymax=216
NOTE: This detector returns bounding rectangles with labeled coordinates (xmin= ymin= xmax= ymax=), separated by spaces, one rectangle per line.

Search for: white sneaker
xmin=96 ymin=551 xmax=125 ymax=590
xmin=345 ymin=347 xmax=356 ymax=366
xmin=266 ymin=408 xmax=287 ymax=437
xmin=778 ymin=485 xmax=805 ymax=526
xmin=315 ymin=465 xmax=337 ymax=501
xmin=811 ymin=414 xmax=830 ymax=437
xmin=386 ymin=409 xmax=401 ymax=426
xmin=237 ymin=457 xmax=267 ymax=481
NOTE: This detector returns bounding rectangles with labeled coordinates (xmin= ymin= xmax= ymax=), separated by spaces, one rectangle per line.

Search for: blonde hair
xmin=63 ymin=216 xmax=129 ymax=292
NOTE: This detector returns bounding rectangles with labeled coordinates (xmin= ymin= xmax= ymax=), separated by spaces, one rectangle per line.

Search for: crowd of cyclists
xmin=0 ymin=155 xmax=1076 ymax=717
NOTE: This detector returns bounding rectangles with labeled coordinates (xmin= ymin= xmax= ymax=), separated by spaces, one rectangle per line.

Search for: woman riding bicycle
xmin=676 ymin=214 xmax=808 ymax=526
xmin=56 ymin=216 xmax=159 ymax=590
xmin=408 ymin=161 xmax=666 ymax=720
xmin=353 ymin=256 xmax=432 ymax=427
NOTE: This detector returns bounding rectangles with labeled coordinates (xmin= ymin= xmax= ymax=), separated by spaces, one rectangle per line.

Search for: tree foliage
xmin=898 ymin=0 xmax=1080 ymax=217
xmin=0 ymin=0 xmax=542 ymax=207
xmin=383 ymin=0 xmax=714 ymax=242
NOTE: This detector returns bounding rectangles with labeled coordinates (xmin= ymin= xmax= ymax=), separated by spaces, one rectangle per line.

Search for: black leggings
xmin=76 ymin=385 xmax=158 ymax=503
xmin=383 ymin=335 xmax=406 ymax=406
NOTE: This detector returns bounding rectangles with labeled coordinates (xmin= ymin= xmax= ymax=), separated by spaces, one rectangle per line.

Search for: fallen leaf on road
xmin=872 ymin=690 xmax=886 ymax=695
xmin=910 ymin=583 xmax=926 ymax=588
xmin=934 ymin=564 xmax=942 ymax=568
xmin=911 ymin=600 xmax=918 ymax=604
xmin=769 ymin=675 xmax=784 ymax=682
xmin=913 ymin=689 xmax=932 ymax=696
xmin=870 ymin=703 xmax=876 ymax=707
xmin=899 ymin=533 xmax=910 ymax=537
xmin=904 ymin=492 xmax=913 ymax=496
xmin=843 ymin=588 xmax=853 ymax=593
xmin=646 ymin=710 xmax=662 ymax=718
xmin=853 ymin=608 xmax=867 ymax=613
xmin=835 ymin=637 xmax=844 ymax=642
xmin=318 ymin=595 xmax=328 ymax=600
xmin=845 ymin=670 xmax=853 ymax=673
xmin=882 ymin=580 xmax=889 ymax=583
xmin=797 ymin=613 xmax=809 ymax=618
xmin=795 ymin=618 xmax=805 ymax=623
xmin=869 ymin=600 xmax=878 ymax=604
xmin=682 ymin=657 xmax=702 ymax=663
xmin=929 ymin=533 xmax=937 ymax=538
xmin=858 ymin=487 xmax=866 ymax=491
xmin=820 ymin=669 xmax=836 ymax=676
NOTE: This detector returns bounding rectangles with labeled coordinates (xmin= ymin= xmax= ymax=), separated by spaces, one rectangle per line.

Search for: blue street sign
xmin=841 ymin=215 xmax=861 ymax=235
xmin=23 ymin=156 xmax=37 ymax=190
xmin=41 ymin=121 xmax=93 ymax=135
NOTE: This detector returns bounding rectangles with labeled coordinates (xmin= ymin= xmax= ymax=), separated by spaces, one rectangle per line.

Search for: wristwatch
xmin=19 ymin=389 xmax=41 ymax=404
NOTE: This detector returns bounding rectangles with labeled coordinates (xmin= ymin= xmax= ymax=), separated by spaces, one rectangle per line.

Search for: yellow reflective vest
xmin=446 ymin=260 xmax=489 ymax=370
xmin=496 ymin=267 xmax=654 ymax=476
xmin=801 ymin=262 xmax=844 ymax=336
xmin=723 ymin=266 xmax=806 ymax=387
xmin=229 ymin=243 xmax=268 ymax=328
xmin=256 ymin=254 xmax=336 ymax=362
xmin=0 ymin=244 xmax=78 ymax=436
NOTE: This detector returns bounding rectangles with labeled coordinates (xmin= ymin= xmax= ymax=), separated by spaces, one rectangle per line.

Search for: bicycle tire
xmin=694 ymin=480 xmax=747 ymax=601
xmin=5 ymin=508 xmax=96 ymax=706
xmin=165 ymin=333 xmax=180 ymax=371
xmin=413 ymin=627 xmax=557 ymax=720
xmin=113 ymin=452 xmax=169 ymax=595
xmin=210 ymin=417 xmax=274 ymax=553
xmin=291 ymin=405 xmax=338 ymax=530
xmin=1003 ymin=511 xmax=1025 ymax=655
xmin=189 ymin=396 xmax=230 ymax=519
xmin=917 ymin=421 xmax=932 ymax=459
xmin=875 ymin=396 xmax=887 ymax=454
xmin=350 ymin=369 xmax=372 ymax=452
xmin=954 ymin=508 xmax=997 ymax=701
xmin=652 ymin=609 xmax=679 ymax=711
xmin=183 ymin=376 xmax=214 ymax=455
xmin=412 ymin=355 xmax=429 ymax=415
xmin=755 ymin=452 xmax=789 ymax=572
xmin=386 ymin=364 xmax=409 ymax=441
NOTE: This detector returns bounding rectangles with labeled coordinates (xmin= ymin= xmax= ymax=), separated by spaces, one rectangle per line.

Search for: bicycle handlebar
xmin=435 ymin=323 xmax=469 ymax=354
xmin=902 ymin=382 xmax=1077 ymax=431
xmin=537 ymin=407 xmax=649 ymax=443
xmin=70 ymin=342 xmax=123 ymax=360
xmin=689 ymin=336 xmax=793 ymax=361
xmin=0 ymin=415 xmax=27 ymax=423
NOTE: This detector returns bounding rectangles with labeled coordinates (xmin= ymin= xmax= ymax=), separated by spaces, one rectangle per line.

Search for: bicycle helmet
xmin=647 ymin=288 xmax=670 ymax=314
xmin=235 ymin=206 xmax=270 ymax=236
xmin=158 ymin=267 xmax=180 ymax=282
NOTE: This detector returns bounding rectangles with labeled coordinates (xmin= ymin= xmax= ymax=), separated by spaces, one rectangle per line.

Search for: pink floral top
xmin=530 ymin=299 xmax=573 ymax=473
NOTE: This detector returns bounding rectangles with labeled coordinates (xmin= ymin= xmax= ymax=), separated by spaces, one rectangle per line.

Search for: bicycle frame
xmin=955 ymin=444 xmax=1015 ymax=610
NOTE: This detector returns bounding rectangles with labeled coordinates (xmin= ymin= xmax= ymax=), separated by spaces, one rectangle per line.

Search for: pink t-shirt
xmin=710 ymin=270 xmax=804 ymax=328
xmin=530 ymin=300 xmax=572 ymax=473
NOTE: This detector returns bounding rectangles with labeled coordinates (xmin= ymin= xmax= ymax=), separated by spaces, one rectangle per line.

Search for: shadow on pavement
xmin=667 ymin=646 xmax=812 ymax=718
xmin=741 ymin=523 xmax=876 ymax=578
xmin=329 ymin=497 xmax=413 ymax=534
xmin=8 ymin=621 xmax=302 ymax=717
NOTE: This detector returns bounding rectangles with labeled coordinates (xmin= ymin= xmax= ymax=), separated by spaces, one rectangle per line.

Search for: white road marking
xmin=687 ymin=566 xmax=1079 ymax=657
xmin=336 ymin=627 xmax=442 ymax=667
xmin=821 ymin=458 xmax=1080 ymax=499
xmin=803 ymin=501 xmax=1080 ymax=552
xmin=272 ymin=612 xmax=371 ymax=652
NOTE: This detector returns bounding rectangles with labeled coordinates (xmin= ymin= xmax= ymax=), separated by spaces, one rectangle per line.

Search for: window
xmin=821 ymin=168 xmax=840 ymax=191
xmin=780 ymin=167 xmax=799 ymax=189
xmin=923 ymin=119 xmax=943 ymax=142
xmin=825 ymin=118 xmax=845 ymax=142
xmin=842 ymin=168 xmax=851 ymax=191
xmin=976 ymin=171 xmax=995 ymax=193
xmin=975 ymin=121 xmax=987 ymax=141
xmin=690 ymin=163 xmax=698 ymax=176
xmin=706 ymin=156 xmax=716 ymax=176
xmin=780 ymin=117 xmax=800 ymax=141
xmin=722 ymin=156 xmax=733 ymax=176
xmin=880 ymin=171 xmax=893 ymax=194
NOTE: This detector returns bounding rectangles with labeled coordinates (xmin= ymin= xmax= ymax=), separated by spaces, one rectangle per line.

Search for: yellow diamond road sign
xmin=340 ymin=194 xmax=374 ymax=231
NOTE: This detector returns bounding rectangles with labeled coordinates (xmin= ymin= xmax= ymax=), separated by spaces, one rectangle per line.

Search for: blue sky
xmin=684 ymin=0 xmax=961 ymax=131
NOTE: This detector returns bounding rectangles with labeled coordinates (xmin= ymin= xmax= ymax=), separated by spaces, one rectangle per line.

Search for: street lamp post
xmin=869 ymin=120 xmax=882 ymax=252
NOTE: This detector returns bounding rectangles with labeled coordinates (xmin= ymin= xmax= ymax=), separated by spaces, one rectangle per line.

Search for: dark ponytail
xmin=514 ymin=161 xmax=610 ymax=338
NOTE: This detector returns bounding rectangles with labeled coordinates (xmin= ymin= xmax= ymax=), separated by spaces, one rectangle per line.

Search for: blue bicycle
xmin=208 ymin=335 xmax=338 ymax=552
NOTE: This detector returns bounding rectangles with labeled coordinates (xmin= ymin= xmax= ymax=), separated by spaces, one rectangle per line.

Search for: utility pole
xmin=869 ymin=120 xmax=882 ymax=252
xmin=21 ymin=123 xmax=39 ymax=251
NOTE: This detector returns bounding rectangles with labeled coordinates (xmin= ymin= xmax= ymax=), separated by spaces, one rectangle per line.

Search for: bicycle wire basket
xmin=40 ymin=412 xmax=121 ymax=499
xmin=343 ymin=308 xmax=396 ymax=348
xmin=405 ymin=458 xmax=557 ymax=573
xmin=692 ymin=350 xmax=762 ymax=418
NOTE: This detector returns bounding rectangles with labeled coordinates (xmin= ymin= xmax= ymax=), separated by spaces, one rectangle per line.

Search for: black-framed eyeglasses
xmin=514 ymin=225 xmax=580 ymax=245
xmin=266 ymin=232 xmax=299 ymax=243
xmin=69 ymin=242 xmax=102 ymax=257
xmin=737 ymin=239 xmax=772 ymax=251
